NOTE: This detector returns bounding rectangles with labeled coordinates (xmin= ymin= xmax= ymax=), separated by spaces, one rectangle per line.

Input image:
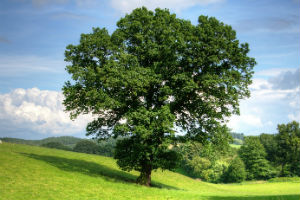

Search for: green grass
xmin=268 ymin=177 xmax=300 ymax=183
xmin=1 ymin=142 xmax=299 ymax=200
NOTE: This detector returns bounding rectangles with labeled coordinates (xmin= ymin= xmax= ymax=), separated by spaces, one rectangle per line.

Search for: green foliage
xmin=223 ymin=156 xmax=246 ymax=183
xmin=41 ymin=142 xmax=72 ymax=151
xmin=176 ymin=127 xmax=233 ymax=183
xmin=275 ymin=121 xmax=300 ymax=177
xmin=63 ymin=7 xmax=255 ymax=185
xmin=40 ymin=136 xmax=84 ymax=148
xmin=73 ymin=140 xmax=99 ymax=154
xmin=180 ymin=150 xmax=228 ymax=183
xmin=259 ymin=134 xmax=277 ymax=163
xmin=239 ymin=137 xmax=276 ymax=180
xmin=96 ymin=137 xmax=116 ymax=157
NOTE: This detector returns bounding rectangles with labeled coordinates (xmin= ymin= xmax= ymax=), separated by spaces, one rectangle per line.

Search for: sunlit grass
xmin=0 ymin=142 xmax=299 ymax=200
xmin=230 ymin=144 xmax=241 ymax=149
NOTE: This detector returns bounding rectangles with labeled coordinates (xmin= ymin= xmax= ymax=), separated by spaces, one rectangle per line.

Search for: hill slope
xmin=0 ymin=142 xmax=299 ymax=200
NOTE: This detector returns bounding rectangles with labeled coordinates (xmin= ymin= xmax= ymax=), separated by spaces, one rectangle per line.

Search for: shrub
xmin=223 ymin=157 xmax=246 ymax=183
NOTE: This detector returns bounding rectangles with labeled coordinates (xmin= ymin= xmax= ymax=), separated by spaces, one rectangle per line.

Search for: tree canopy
xmin=63 ymin=7 xmax=255 ymax=186
xmin=239 ymin=137 xmax=274 ymax=180
xmin=276 ymin=121 xmax=300 ymax=176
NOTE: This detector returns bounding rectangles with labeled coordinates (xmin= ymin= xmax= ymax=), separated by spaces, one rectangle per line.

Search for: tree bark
xmin=136 ymin=164 xmax=152 ymax=186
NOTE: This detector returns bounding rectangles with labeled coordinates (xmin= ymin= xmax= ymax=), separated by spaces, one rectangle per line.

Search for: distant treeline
xmin=0 ymin=136 xmax=82 ymax=148
xmin=230 ymin=132 xmax=244 ymax=145
xmin=0 ymin=136 xmax=116 ymax=157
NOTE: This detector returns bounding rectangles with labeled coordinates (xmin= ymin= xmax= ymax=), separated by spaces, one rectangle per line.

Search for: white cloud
xmin=248 ymin=78 xmax=271 ymax=90
xmin=228 ymin=68 xmax=300 ymax=135
xmin=110 ymin=0 xmax=223 ymax=13
xmin=210 ymin=68 xmax=298 ymax=135
xmin=0 ymin=88 xmax=92 ymax=137
xmin=288 ymin=113 xmax=300 ymax=121
xmin=228 ymin=114 xmax=263 ymax=130
xmin=269 ymin=68 xmax=300 ymax=90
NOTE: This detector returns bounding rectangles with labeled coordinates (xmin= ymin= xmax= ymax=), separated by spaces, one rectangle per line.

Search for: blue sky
xmin=0 ymin=0 xmax=299 ymax=139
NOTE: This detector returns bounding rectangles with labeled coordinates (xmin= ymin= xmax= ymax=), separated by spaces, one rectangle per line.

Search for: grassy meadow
xmin=0 ymin=142 xmax=299 ymax=200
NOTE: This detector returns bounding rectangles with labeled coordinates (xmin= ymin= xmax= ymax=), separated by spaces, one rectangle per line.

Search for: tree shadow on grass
xmin=206 ymin=194 xmax=300 ymax=200
xmin=20 ymin=153 xmax=179 ymax=190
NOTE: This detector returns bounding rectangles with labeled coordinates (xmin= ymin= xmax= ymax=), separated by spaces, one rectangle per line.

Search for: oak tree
xmin=63 ymin=7 xmax=255 ymax=186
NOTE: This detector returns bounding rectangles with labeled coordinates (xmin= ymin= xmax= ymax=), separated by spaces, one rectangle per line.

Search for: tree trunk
xmin=136 ymin=164 xmax=152 ymax=186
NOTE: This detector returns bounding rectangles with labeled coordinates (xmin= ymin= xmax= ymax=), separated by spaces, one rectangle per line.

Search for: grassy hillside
xmin=0 ymin=142 xmax=299 ymax=200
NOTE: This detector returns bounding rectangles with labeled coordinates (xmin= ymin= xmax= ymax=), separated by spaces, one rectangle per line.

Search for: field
xmin=1 ymin=142 xmax=299 ymax=200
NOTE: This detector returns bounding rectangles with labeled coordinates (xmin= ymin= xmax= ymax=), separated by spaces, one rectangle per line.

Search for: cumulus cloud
xmin=0 ymin=88 xmax=92 ymax=138
xmin=228 ymin=68 xmax=300 ymax=135
xmin=110 ymin=0 xmax=223 ymax=13
xmin=269 ymin=68 xmax=300 ymax=90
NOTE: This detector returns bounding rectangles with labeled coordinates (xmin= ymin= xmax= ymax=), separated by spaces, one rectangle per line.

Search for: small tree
xmin=63 ymin=7 xmax=255 ymax=186
xmin=223 ymin=156 xmax=246 ymax=183
xmin=239 ymin=136 xmax=274 ymax=180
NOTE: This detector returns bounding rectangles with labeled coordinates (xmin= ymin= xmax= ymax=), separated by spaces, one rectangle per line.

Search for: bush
xmin=176 ymin=141 xmax=232 ymax=183
xmin=41 ymin=142 xmax=71 ymax=151
xmin=223 ymin=157 xmax=246 ymax=183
